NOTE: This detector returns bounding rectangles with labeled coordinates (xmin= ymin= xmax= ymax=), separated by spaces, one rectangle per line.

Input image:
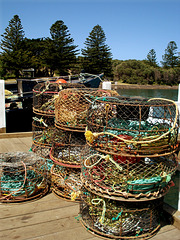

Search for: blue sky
xmin=0 ymin=0 xmax=179 ymax=65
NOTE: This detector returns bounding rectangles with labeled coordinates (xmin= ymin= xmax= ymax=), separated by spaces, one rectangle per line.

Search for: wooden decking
xmin=0 ymin=134 xmax=180 ymax=240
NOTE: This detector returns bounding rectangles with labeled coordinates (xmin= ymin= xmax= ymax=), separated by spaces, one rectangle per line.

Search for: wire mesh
xmin=80 ymin=188 xmax=162 ymax=239
xmin=33 ymin=81 xmax=85 ymax=116
xmin=32 ymin=114 xmax=55 ymax=147
xmin=0 ymin=152 xmax=48 ymax=202
xmin=50 ymin=128 xmax=86 ymax=168
xmin=55 ymin=88 xmax=119 ymax=132
xmin=81 ymin=145 xmax=177 ymax=200
xmin=51 ymin=164 xmax=82 ymax=201
xmin=31 ymin=143 xmax=51 ymax=159
xmin=31 ymin=143 xmax=54 ymax=184
xmin=85 ymin=96 xmax=179 ymax=157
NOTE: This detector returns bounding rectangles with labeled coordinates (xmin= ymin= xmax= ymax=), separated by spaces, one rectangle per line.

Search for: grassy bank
xmin=111 ymin=83 xmax=178 ymax=90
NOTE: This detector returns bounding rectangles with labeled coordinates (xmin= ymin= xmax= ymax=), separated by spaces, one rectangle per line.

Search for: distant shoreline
xmin=111 ymin=83 xmax=178 ymax=90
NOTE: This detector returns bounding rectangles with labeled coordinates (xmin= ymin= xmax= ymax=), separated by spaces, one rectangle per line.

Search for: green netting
xmin=1 ymin=170 xmax=44 ymax=197
xmin=127 ymin=174 xmax=171 ymax=193
xmin=107 ymin=118 xmax=171 ymax=138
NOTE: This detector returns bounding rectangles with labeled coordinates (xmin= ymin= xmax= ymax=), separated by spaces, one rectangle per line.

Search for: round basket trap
xmin=31 ymin=142 xmax=51 ymax=159
xmin=33 ymin=82 xmax=85 ymax=116
xmin=85 ymin=97 xmax=179 ymax=157
xmin=0 ymin=152 xmax=48 ymax=202
xmin=50 ymin=128 xmax=86 ymax=168
xmin=81 ymin=145 xmax=177 ymax=200
xmin=55 ymin=88 xmax=119 ymax=132
xmin=80 ymin=188 xmax=162 ymax=239
xmin=51 ymin=164 xmax=82 ymax=201
xmin=32 ymin=114 xmax=55 ymax=147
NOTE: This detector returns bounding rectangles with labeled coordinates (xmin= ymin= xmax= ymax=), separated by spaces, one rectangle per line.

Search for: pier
xmin=0 ymin=133 xmax=180 ymax=240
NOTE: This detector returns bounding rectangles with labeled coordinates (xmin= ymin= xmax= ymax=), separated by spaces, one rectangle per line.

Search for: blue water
xmin=117 ymin=88 xmax=178 ymax=101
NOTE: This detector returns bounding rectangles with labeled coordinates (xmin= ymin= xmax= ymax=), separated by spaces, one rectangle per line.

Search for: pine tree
xmin=81 ymin=25 xmax=112 ymax=76
xmin=43 ymin=20 xmax=78 ymax=76
xmin=161 ymin=41 xmax=179 ymax=68
xmin=0 ymin=15 xmax=30 ymax=78
xmin=146 ymin=49 xmax=158 ymax=67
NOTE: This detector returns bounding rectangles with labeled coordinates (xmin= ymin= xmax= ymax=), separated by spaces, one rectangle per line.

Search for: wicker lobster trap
xmin=85 ymin=97 xmax=179 ymax=157
xmin=80 ymin=188 xmax=162 ymax=239
xmin=31 ymin=142 xmax=51 ymax=159
xmin=50 ymin=128 xmax=86 ymax=168
xmin=33 ymin=81 xmax=85 ymax=116
xmin=81 ymin=145 xmax=177 ymax=200
xmin=51 ymin=164 xmax=82 ymax=201
xmin=31 ymin=144 xmax=54 ymax=176
xmin=0 ymin=152 xmax=48 ymax=202
xmin=32 ymin=114 xmax=55 ymax=148
xmin=55 ymin=88 xmax=119 ymax=132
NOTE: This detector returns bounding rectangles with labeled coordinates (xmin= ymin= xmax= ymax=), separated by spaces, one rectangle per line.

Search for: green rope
xmin=112 ymin=210 xmax=123 ymax=221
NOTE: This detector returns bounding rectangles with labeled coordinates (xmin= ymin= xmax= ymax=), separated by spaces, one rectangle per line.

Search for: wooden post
xmin=0 ymin=80 xmax=6 ymax=133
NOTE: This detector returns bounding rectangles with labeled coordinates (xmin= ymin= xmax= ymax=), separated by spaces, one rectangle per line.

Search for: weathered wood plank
xmin=0 ymin=216 xmax=82 ymax=240
xmin=24 ymin=225 xmax=180 ymax=240
xmin=0 ymin=138 xmax=9 ymax=152
xmin=0 ymin=136 xmax=32 ymax=153
xmin=0 ymin=192 xmax=57 ymax=208
xmin=18 ymin=137 xmax=32 ymax=150
xmin=0 ymin=138 xmax=27 ymax=152
xmin=0 ymin=132 xmax=32 ymax=139
xmin=151 ymin=227 xmax=180 ymax=240
xmin=0 ymin=204 xmax=79 ymax=231
xmin=0 ymin=136 xmax=180 ymax=240
xmin=0 ymin=194 xmax=77 ymax=219
xmin=24 ymin=226 xmax=99 ymax=240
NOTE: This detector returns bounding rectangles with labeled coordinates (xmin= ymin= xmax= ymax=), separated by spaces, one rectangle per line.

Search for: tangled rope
xmin=0 ymin=161 xmax=27 ymax=200
xmin=33 ymin=117 xmax=48 ymax=127
xmin=84 ymin=154 xmax=123 ymax=171
xmin=91 ymin=198 xmax=106 ymax=224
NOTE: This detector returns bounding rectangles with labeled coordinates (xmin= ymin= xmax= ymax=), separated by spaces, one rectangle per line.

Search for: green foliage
xmin=0 ymin=15 xmax=30 ymax=78
xmin=113 ymin=59 xmax=180 ymax=86
xmin=146 ymin=49 xmax=158 ymax=67
xmin=43 ymin=20 xmax=78 ymax=76
xmin=81 ymin=25 xmax=112 ymax=77
xmin=0 ymin=15 xmax=179 ymax=86
xmin=161 ymin=41 xmax=179 ymax=68
xmin=20 ymin=38 xmax=51 ymax=77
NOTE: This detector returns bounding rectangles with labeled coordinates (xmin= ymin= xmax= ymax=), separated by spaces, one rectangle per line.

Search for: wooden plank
xmin=0 ymin=138 xmax=23 ymax=152
xmin=0 ymin=132 xmax=32 ymax=139
xmin=0 ymin=193 xmax=65 ymax=209
xmin=0 ymin=216 xmax=82 ymax=240
xmin=0 ymin=137 xmax=32 ymax=152
xmin=8 ymin=138 xmax=31 ymax=152
xmin=0 ymin=204 xmax=79 ymax=231
xmin=0 ymin=195 xmax=77 ymax=219
xmin=0 ymin=139 xmax=9 ymax=152
xmin=151 ymin=228 xmax=180 ymax=240
xmin=23 ymin=226 xmax=99 ymax=240
xmin=26 ymin=225 xmax=180 ymax=240
xmin=18 ymin=137 xmax=32 ymax=150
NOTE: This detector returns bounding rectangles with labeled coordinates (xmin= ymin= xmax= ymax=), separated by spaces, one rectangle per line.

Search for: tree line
xmin=0 ymin=14 xmax=180 ymax=85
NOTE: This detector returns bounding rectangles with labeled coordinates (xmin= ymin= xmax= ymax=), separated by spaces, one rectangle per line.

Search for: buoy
xmin=55 ymin=78 xmax=67 ymax=83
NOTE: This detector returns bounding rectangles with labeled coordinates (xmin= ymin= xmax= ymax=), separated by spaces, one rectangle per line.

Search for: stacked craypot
xmin=80 ymin=96 xmax=179 ymax=239
xmin=50 ymin=88 xmax=119 ymax=201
